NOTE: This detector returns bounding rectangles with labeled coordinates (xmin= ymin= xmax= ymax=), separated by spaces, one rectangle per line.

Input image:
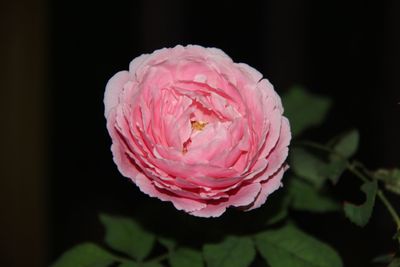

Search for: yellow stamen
xmin=182 ymin=121 xmax=207 ymax=155
xmin=191 ymin=120 xmax=207 ymax=131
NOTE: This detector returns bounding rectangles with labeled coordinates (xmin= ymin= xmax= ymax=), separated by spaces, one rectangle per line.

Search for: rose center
xmin=191 ymin=120 xmax=207 ymax=131
xmin=182 ymin=120 xmax=208 ymax=154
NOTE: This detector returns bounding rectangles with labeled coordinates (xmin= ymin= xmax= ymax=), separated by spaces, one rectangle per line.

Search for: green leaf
xmin=330 ymin=130 xmax=359 ymax=159
xmin=158 ymin=237 xmax=176 ymax=251
xmin=344 ymin=180 xmax=378 ymax=227
xmin=100 ymin=214 xmax=155 ymax=260
xmin=389 ymin=258 xmax=400 ymax=267
xmin=169 ymin=248 xmax=204 ymax=267
xmin=288 ymin=178 xmax=340 ymax=213
xmin=322 ymin=159 xmax=347 ymax=184
xmin=255 ymin=224 xmax=343 ymax=267
xmin=373 ymin=168 xmax=400 ymax=195
xmin=203 ymin=236 xmax=256 ymax=267
xmin=324 ymin=130 xmax=359 ymax=183
xmin=119 ymin=263 xmax=137 ymax=267
xmin=265 ymin=192 xmax=290 ymax=225
xmin=282 ymin=86 xmax=332 ymax=137
xmin=290 ymin=147 xmax=328 ymax=187
xmin=119 ymin=262 xmax=164 ymax=267
xmin=51 ymin=243 xmax=117 ymax=267
xmin=291 ymin=147 xmax=346 ymax=186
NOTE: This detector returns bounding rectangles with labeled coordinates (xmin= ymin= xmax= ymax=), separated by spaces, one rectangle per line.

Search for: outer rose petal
xmin=246 ymin=166 xmax=287 ymax=211
xmin=129 ymin=54 xmax=150 ymax=80
xmin=190 ymin=203 xmax=227 ymax=218
xmin=228 ymin=182 xmax=262 ymax=207
xmin=190 ymin=183 xmax=261 ymax=217
xmin=107 ymin=109 xmax=141 ymax=179
xmin=236 ymin=62 xmax=263 ymax=84
xmin=104 ymin=71 xmax=130 ymax=118
xmin=259 ymin=117 xmax=292 ymax=181
xmin=135 ymin=173 xmax=207 ymax=212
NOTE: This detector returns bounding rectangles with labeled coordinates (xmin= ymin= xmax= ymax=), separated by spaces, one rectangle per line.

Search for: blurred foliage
xmin=255 ymin=224 xmax=343 ymax=267
xmin=344 ymin=180 xmax=378 ymax=227
xmin=282 ymin=86 xmax=332 ymax=137
xmin=373 ymin=168 xmax=400 ymax=195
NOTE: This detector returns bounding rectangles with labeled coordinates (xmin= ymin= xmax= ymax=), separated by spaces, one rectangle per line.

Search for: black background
xmin=51 ymin=0 xmax=400 ymax=266
xmin=2 ymin=0 xmax=400 ymax=266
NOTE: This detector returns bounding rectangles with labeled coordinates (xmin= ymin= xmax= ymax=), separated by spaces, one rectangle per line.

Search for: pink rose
xmin=104 ymin=45 xmax=291 ymax=217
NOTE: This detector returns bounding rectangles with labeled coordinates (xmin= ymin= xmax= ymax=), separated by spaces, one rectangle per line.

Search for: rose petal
xmin=246 ymin=166 xmax=286 ymax=211
xmin=135 ymin=173 xmax=207 ymax=212
xmin=261 ymin=117 xmax=291 ymax=180
xmin=228 ymin=182 xmax=262 ymax=207
xmin=104 ymin=71 xmax=130 ymax=118
xmin=190 ymin=202 xmax=227 ymax=218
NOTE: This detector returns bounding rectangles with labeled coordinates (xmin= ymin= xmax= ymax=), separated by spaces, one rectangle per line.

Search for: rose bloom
xmin=104 ymin=45 xmax=291 ymax=217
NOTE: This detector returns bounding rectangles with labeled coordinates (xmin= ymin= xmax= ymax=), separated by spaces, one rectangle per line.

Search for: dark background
xmin=1 ymin=0 xmax=400 ymax=266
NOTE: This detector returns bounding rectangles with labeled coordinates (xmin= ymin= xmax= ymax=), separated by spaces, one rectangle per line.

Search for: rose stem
xmin=295 ymin=141 xmax=400 ymax=238
xmin=147 ymin=253 xmax=170 ymax=263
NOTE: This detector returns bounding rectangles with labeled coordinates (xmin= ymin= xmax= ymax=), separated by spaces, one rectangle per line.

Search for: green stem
xmin=295 ymin=141 xmax=400 ymax=234
xmin=296 ymin=141 xmax=338 ymax=156
xmin=347 ymin=162 xmax=400 ymax=232
xmin=114 ymin=256 xmax=137 ymax=264
xmin=111 ymin=251 xmax=169 ymax=265
xmin=147 ymin=253 xmax=169 ymax=263
xmin=377 ymin=190 xmax=400 ymax=231
xmin=346 ymin=162 xmax=369 ymax=183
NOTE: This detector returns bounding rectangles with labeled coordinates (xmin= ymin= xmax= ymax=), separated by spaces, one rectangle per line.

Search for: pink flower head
xmin=104 ymin=45 xmax=291 ymax=217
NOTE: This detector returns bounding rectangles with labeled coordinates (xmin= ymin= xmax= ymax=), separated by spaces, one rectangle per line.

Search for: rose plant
xmin=51 ymin=46 xmax=400 ymax=267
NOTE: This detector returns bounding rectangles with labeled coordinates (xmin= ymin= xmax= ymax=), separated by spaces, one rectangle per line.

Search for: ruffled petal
xmin=135 ymin=173 xmax=207 ymax=212
xmin=104 ymin=71 xmax=130 ymax=118
xmin=246 ymin=166 xmax=286 ymax=211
